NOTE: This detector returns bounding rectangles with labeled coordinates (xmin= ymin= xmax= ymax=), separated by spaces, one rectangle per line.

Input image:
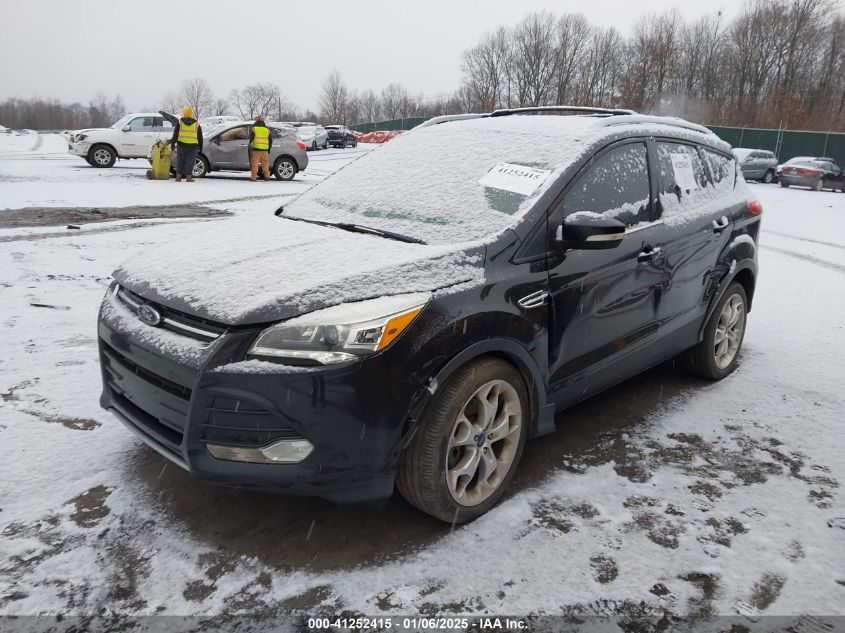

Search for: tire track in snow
xmin=760 ymin=244 xmax=845 ymax=275
xmin=764 ymin=230 xmax=845 ymax=252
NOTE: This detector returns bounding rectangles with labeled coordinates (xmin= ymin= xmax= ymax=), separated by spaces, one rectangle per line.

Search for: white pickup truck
xmin=68 ymin=113 xmax=175 ymax=168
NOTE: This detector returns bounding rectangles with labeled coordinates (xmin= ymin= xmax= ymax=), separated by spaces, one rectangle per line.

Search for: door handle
xmin=517 ymin=290 xmax=549 ymax=309
xmin=712 ymin=216 xmax=730 ymax=233
xmin=637 ymin=246 xmax=661 ymax=262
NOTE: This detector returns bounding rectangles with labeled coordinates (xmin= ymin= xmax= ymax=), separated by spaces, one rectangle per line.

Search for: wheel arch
xmin=698 ymin=262 xmax=757 ymax=343
xmin=275 ymin=153 xmax=301 ymax=172
xmin=88 ymin=142 xmax=118 ymax=156
xmin=405 ymin=338 xmax=554 ymax=445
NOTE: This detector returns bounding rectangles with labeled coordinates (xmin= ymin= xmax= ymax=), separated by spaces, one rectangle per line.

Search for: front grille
xmin=101 ymin=343 xmax=191 ymax=455
xmin=114 ymin=285 xmax=227 ymax=342
xmin=103 ymin=345 xmax=191 ymax=401
xmin=200 ymin=394 xmax=303 ymax=448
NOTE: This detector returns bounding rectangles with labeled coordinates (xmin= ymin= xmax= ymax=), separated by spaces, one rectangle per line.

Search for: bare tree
xmin=359 ymin=89 xmax=382 ymax=123
xmin=230 ymin=83 xmax=281 ymax=119
xmin=509 ymin=12 xmax=559 ymax=106
xmin=180 ymin=78 xmax=214 ymax=118
xmin=461 ymin=27 xmax=512 ymax=111
xmin=381 ymin=83 xmax=410 ymax=119
xmin=319 ymin=69 xmax=349 ymax=123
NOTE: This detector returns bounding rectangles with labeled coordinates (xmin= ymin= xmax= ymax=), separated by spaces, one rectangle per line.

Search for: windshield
xmin=285 ymin=116 xmax=596 ymax=245
xmin=733 ymin=149 xmax=752 ymax=161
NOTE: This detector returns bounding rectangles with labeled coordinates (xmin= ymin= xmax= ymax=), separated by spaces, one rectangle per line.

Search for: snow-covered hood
xmin=113 ymin=216 xmax=485 ymax=326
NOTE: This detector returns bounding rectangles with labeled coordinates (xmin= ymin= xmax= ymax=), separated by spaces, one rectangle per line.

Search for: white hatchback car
xmin=68 ymin=113 xmax=174 ymax=168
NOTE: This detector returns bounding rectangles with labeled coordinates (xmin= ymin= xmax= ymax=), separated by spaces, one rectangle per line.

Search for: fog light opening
xmin=206 ymin=439 xmax=314 ymax=464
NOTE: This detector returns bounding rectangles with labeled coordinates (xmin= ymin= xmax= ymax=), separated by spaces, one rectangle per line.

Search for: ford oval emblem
xmin=137 ymin=304 xmax=162 ymax=327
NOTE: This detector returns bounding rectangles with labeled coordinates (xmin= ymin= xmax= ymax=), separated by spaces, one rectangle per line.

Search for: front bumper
xmin=69 ymin=141 xmax=90 ymax=157
xmin=97 ymin=294 xmax=422 ymax=503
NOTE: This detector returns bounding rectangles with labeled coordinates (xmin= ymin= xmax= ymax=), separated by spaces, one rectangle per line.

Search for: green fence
xmin=351 ymin=117 xmax=428 ymax=133
xmin=707 ymin=125 xmax=845 ymax=166
xmin=349 ymin=117 xmax=845 ymax=166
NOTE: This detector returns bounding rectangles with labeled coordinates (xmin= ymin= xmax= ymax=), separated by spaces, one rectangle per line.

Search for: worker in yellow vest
xmin=170 ymin=106 xmax=203 ymax=182
xmin=249 ymin=115 xmax=273 ymax=181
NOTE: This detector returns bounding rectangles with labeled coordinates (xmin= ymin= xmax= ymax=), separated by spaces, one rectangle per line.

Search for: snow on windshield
xmin=285 ymin=116 xmax=602 ymax=245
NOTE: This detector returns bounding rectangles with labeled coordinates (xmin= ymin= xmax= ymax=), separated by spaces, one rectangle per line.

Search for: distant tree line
xmin=3 ymin=0 xmax=844 ymax=132
xmin=457 ymin=0 xmax=845 ymax=131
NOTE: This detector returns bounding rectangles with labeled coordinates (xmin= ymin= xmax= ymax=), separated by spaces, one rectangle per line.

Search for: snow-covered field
xmin=1 ymin=135 xmax=844 ymax=623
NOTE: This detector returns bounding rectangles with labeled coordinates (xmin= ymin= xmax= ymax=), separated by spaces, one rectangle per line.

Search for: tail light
xmin=747 ymin=200 xmax=763 ymax=215
xmin=798 ymin=168 xmax=817 ymax=175
xmin=297 ymin=141 xmax=306 ymax=150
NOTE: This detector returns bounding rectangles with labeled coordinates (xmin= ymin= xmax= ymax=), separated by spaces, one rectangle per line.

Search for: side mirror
xmin=556 ymin=213 xmax=626 ymax=250
xmin=122 ymin=125 xmax=131 ymax=132
xmin=213 ymin=137 xmax=221 ymax=144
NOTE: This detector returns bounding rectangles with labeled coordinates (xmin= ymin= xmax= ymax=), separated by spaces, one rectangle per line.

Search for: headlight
xmin=248 ymin=293 xmax=430 ymax=365
xmin=76 ymin=134 xmax=87 ymax=142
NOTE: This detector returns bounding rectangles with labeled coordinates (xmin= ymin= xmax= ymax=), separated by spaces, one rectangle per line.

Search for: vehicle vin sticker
xmin=670 ymin=154 xmax=699 ymax=191
xmin=479 ymin=163 xmax=552 ymax=196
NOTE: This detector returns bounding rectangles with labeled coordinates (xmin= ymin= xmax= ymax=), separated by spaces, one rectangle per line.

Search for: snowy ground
xmin=1 ymin=136 xmax=844 ymax=624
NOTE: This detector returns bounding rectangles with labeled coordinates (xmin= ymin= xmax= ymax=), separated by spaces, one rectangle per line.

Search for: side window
xmin=220 ymin=126 xmax=249 ymax=142
xmin=154 ymin=117 xmax=173 ymax=130
xmin=655 ymin=142 xmax=710 ymax=217
xmin=558 ymin=143 xmax=651 ymax=228
xmin=127 ymin=116 xmax=154 ymax=130
xmin=703 ymin=150 xmax=736 ymax=188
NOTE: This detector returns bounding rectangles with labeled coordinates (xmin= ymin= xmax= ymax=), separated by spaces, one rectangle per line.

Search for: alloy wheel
xmin=714 ymin=293 xmax=745 ymax=369
xmin=192 ymin=158 xmax=206 ymax=177
xmin=277 ymin=160 xmax=295 ymax=180
xmin=446 ymin=379 xmax=522 ymax=506
xmin=93 ymin=148 xmax=112 ymax=166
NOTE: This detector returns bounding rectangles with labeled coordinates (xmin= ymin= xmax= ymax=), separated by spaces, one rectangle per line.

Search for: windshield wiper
xmin=278 ymin=213 xmax=427 ymax=245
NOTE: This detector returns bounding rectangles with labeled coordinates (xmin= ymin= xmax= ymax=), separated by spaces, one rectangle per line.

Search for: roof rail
xmin=490 ymin=106 xmax=637 ymax=117
xmin=415 ymin=113 xmax=487 ymax=129
xmin=599 ymin=114 xmax=714 ymax=136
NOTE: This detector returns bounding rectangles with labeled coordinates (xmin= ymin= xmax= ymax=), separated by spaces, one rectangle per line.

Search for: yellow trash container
xmin=146 ymin=140 xmax=172 ymax=180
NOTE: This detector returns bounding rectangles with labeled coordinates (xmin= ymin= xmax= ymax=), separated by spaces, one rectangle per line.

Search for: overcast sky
xmin=1 ymin=0 xmax=735 ymax=113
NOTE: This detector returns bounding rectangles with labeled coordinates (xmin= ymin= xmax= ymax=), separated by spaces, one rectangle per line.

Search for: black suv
xmin=97 ymin=107 xmax=760 ymax=523
xmin=325 ymin=124 xmax=357 ymax=148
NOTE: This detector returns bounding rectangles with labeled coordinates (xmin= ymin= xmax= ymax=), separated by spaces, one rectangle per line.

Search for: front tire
xmin=679 ymin=282 xmax=748 ymax=380
xmin=88 ymin=144 xmax=116 ymax=168
xmin=273 ymin=156 xmax=297 ymax=181
xmin=397 ymin=358 xmax=529 ymax=523
xmin=192 ymin=155 xmax=209 ymax=178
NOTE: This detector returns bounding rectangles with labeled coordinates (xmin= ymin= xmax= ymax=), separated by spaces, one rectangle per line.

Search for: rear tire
xmin=88 ymin=144 xmax=116 ymax=168
xmin=273 ymin=156 xmax=297 ymax=181
xmin=813 ymin=178 xmax=824 ymax=191
xmin=780 ymin=181 xmax=790 ymax=188
xmin=311 ymin=140 xmax=317 ymax=152
xmin=762 ymin=170 xmax=774 ymax=184
xmin=397 ymin=358 xmax=529 ymax=524
xmin=678 ymin=282 xmax=748 ymax=380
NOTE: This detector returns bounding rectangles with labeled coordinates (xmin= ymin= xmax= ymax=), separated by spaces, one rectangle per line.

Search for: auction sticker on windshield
xmin=479 ymin=163 xmax=552 ymax=196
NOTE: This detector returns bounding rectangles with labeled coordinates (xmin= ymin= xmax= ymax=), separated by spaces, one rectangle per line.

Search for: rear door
xmin=546 ymin=140 xmax=665 ymax=403
xmin=646 ymin=141 xmax=741 ymax=346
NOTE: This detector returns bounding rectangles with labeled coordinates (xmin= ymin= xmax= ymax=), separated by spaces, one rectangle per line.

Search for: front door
xmin=546 ymin=141 xmax=664 ymax=404
xmin=120 ymin=116 xmax=156 ymax=157
xmin=213 ymin=125 xmax=251 ymax=168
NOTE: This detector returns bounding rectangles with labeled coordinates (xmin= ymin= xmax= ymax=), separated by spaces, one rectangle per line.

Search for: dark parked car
xmin=734 ymin=148 xmax=778 ymax=183
xmin=778 ymin=159 xmax=845 ymax=191
xmin=325 ymin=124 xmax=357 ymax=148
xmin=97 ymin=107 xmax=760 ymax=523
xmin=776 ymin=155 xmax=835 ymax=178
